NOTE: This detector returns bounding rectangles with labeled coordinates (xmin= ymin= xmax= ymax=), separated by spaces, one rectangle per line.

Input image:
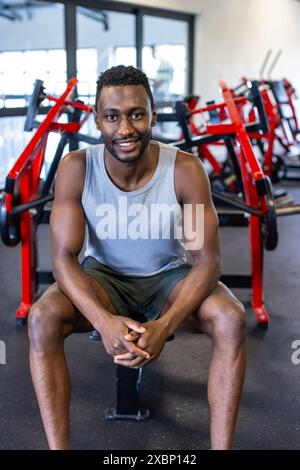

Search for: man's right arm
xmin=50 ymin=151 xmax=111 ymax=331
xmin=50 ymin=151 xmax=149 ymax=359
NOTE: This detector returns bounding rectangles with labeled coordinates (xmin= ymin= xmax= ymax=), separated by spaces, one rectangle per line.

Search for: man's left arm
xmin=157 ymin=153 xmax=221 ymax=335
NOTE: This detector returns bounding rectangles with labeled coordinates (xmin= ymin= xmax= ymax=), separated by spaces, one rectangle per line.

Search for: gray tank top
xmin=81 ymin=141 xmax=190 ymax=276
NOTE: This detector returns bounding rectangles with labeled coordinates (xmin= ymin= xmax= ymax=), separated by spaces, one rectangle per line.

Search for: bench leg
xmin=105 ymin=364 xmax=150 ymax=421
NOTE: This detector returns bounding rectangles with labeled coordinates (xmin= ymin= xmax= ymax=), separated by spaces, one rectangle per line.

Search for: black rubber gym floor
xmin=0 ymin=183 xmax=300 ymax=450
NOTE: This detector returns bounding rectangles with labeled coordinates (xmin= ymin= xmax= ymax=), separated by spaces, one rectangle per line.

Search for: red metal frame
xmin=4 ymin=78 xmax=93 ymax=320
xmin=255 ymin=78 xmax=300 ymax=155
xmin=283 ymin=79 xmax=299 ymax=136
xmin=259 ymin=87 xmax=278 ymax=177
xmin=273 ymin=79 xmax=299 ymax=149
xmin=219 ymin=81 xmax=268 ymax=322
xmin=237 ymin=79 xmax=299 ymax=177
xmin=185 ymin=95 xmax=244 ymax=188
xmin=188 ymin=81 xmax=270 ymax=322
xmin=230 ymin=81 xmax=278 ymax=179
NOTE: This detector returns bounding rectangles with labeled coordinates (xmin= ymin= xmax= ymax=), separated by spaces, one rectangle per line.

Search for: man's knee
xmin=205 ymin=299 xmax=246 ymax=345
xmin=28 ymin=301 xmax=66 ymax=351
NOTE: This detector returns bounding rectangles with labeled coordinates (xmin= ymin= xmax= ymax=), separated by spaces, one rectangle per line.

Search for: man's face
xmin=95 ymin=84 xmax=156 ymax=164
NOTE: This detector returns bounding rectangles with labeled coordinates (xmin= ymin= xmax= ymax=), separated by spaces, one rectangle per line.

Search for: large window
xmin=0 ymin=1 xmax=193 ymax=172
xmin=0 ymin=49 xmax=67 ymax=108
xmin=0 ymin=1 xmax=193 ymax=113
xmin=0 ymin=115 xmax=66 ymax=190
xmin=76 ymin=7 xmax=136 ymax=104
xmin=143 ymin=15 xmax=189 ymax=102
xmin=0 ymin=1 xmax=66 ymax=109
xmin=0 ymin=1 xmax=66 ymax=182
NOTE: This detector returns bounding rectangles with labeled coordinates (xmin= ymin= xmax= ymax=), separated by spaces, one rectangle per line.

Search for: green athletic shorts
xmin=81 ymin=256 xmax=192 ymax=322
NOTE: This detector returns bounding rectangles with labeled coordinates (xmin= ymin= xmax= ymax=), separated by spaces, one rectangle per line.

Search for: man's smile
xmin=114 ymin=138 xmax=141 ymax=153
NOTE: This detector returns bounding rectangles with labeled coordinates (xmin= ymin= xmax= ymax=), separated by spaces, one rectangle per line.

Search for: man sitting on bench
xmin=28 ymin=65 xmax=246 ymax=450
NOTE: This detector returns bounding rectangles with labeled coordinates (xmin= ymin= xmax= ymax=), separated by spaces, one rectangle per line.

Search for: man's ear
xmin=151 ymin=108 xmax=157 ymax=127
xmin=93 ymin=105 xmax=101 ymax=131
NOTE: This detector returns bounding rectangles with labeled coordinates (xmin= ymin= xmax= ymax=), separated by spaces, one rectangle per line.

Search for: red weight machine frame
xmin=3 ymin=78 xmax=94 ymax=323
xmin=237 ymin=78 xmax=300 ymax=180
xmin=185 ymin=92 xmax=259 ymax=191
xmin=178 ymin=81 xmax=272 ymax=323
xmin=210 ymin=82 xmax=269 ymax=322
xmin=231 ymin=79 xmax=278 ymax=180
xmin=283 ymin=78 xmax=299 ymax=138
xmin=189 ymin=79 xmax=283 ymax=184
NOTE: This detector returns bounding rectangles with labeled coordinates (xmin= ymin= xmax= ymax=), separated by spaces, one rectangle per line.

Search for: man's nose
xmin=118 ymin=116 xmax=134 ymax=136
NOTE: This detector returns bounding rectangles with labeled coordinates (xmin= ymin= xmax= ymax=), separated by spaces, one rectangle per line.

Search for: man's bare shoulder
xmin=174 ymin=149 xmax=210 ymax=203
xmin=59 ymin=148 xmax=86 ymax=172
xmin=175 ymin=150 xmax=206 ymax=177
xmin=55 ymin=149 xmax=87 ymax=199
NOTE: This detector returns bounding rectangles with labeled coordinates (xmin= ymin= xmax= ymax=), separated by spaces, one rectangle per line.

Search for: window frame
xmin=0 ymin=0 xmax=194 ymax=117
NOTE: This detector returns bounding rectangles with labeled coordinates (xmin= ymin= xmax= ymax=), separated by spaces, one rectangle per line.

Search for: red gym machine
xmin=0 ymin=78 xmax=98 ymax=325
xmin=172 ymin=81 xmax=280 ymax=323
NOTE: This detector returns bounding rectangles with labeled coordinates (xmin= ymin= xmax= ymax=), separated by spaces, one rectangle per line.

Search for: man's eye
xmin=132 ymin=113 xmax=141 ymax=120
xmin=106 ymin=114 xmax=117 ymax=121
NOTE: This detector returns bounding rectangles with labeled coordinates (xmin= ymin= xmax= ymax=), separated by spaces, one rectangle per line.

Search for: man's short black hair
xmin=95 ymin=65 xmax=154 ymax=110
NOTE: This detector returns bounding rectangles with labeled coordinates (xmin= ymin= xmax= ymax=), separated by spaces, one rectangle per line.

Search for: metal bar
xmin=220 ymin=275 xmax=252 ymax=288
xmin=171 ymin=133 xmax=233 ymax=149
xmin=0 ymin=1 xmax=22 ymax=20
xmin=224 ymin=137 xmax=244 ymax=194
xmin=46 ymin=95 xmax=92 ymax=111
xmin=212 ymin=192 xmax=260 ymax=216
xmin=39 ymin=124 xmax=71 ymax=199
xmin=40 ymin=208 xmax=51 ymax=224
xmin=116 ymin=365 xmax=141 ymax=415
xmin=0 ymin=106 xmax=51 ymax=118
xmin=129 ymin=4 xmax=192 ymax=21
xmin=68 ymin=0 xmax=134 ymax=14
xmin=205 ymin=123 xmax=237 ymax=134
xmin=11 ymin=194 xmax=54 ymax=215
xmin=67 ymin=0 xmax=192 ymax=20
xmin=65 ymin=1 xmax=77 ymax=81
xmin=77 ymin=6 xmax=107 ymax=27
xmin=218 ymin=212 xmax=248 ymax=227
xmin=267 ymin=49 xmax=282 ymax=79
xmin=175 ymin=100 xmax=192 ymax=147
xmin=0 ymin=11 xmax=18 ymax=20
xmin=249 ymin=211 xmax=269 ymax=322
xmin=285 ymin=163 xmax=300 ymax=170
xmin=156 ymin=112 xmax=177 ymax=122
xmin=34 ymin=134 xmax=68 ymax=225
xmin=187 ymin=14 xmax=194 ymax=95
xmin=18 ymin=170 xmax=35 ymax=317
xmin=47 ymin=121 xmax=80 ymax=132
xmin=190 ymin=97 xmax=246 ymax=115
xmin=0 ymin=1 xmax=51 ymax=11
xmin=259 ymin=49 xmax=272 ymax=79
xmin=135 ymin=10 xmax=142 ymax=69
xmin=35 ymin=270 xmax=55 ymax=285
xmin=276 ymin=204 xmax=300 ymax=216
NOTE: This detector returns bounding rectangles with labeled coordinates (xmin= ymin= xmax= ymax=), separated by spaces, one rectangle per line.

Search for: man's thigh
xmin=160 ymin=279 xmax=242 ymax=334
xmin=34 ymin=275 xmax=118 ymax=335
